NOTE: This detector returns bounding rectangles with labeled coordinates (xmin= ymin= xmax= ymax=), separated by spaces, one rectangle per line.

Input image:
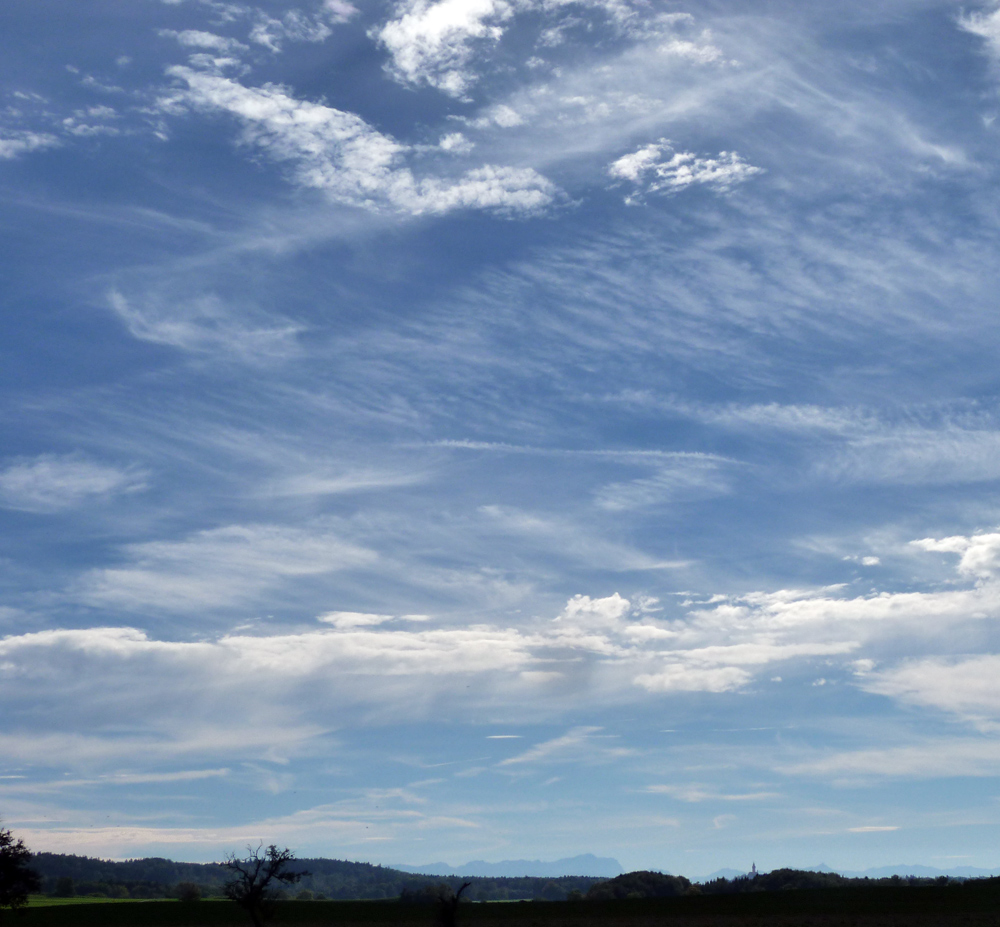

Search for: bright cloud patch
xmin=376 ymin=0 xmax=511 ymax=97
xmin=861 ymin=655 xmax=1000 ymax=728
xmin=608 ymin=140 xmax=762 ymax=202
xmin=7 ymin=527 xmax=1000 ymax=780
xmin=959 ymin=5 xmax=1000 ymax=63
xmin=375 ymin=0 xmax=642 ymax=96
xmin=911 ymin=532 xmax=1000 ymax=579
xmin=0 ymin=130 xmax=59 ymax=159
xmin=0 ymin=455 xmax=146 ymax=513
xmin=161 ymin=68 xmax=557 ymax=215
xmin=0 ymin=586 xmax=874 ymax=752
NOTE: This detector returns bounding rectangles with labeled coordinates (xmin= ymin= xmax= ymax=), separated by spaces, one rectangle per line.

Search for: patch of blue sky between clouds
xmin=3 ymin=0 xmax=1000 ymax=879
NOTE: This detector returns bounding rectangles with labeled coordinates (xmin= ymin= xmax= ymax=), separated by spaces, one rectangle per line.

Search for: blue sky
xmin=3 ymin=0 xmax=1000 ymax=878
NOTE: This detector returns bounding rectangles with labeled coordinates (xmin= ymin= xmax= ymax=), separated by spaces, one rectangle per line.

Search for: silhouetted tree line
xmin=30 ymin=853 xmax=602 ymax=902
xmin=28 ymin=852 xmax=967 ymax=906
xmin=586 ymin=871 xmax=693 ymax=899
xmin=582 ymin=868 xmax=961 ymax=900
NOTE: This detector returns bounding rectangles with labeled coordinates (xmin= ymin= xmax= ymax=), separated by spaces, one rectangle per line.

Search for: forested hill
xmin=29 ymin=853 xmax=603 ymax=902
xmin=30 ymin=855 xmax=978 ymax=905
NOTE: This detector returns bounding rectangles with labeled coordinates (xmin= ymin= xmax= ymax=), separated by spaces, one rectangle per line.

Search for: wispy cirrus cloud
xmin=159 ymin=29 xmax=250 ymax=54
xmin=77 ymin=522 xmax=377 ymax=612
xmin=249 ymin=0 xmax=357 ymax=52
xmin=14 ymin=787 xmax=477 ymax=858
xmin=593 ymin=457 xmax=732 ymax=510
xmin=497 ymin=726 xmax=632 ymax=766
xmin=109 ymin=290 xmax=303 ymax=359
xmin=781 ymin=738 xmax=1000 ymax=780
xmin=643 ymin=784 xmax=780 ymax=802
xmin=157 ymin=0 xmax=357 ymax=53
xmin=0 ymin=455 xmax=147 ymax=513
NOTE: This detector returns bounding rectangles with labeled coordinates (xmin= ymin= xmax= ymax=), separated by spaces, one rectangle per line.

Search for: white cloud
xmin=0 ymin=622 xmax=538 ymax=750
xmin=78 ymin=523 xmax=377 ymax=611
xmin=615 ymin=401 xmax=1000 ymax=490
xmin=250 ymin=6 xmax=350 ymax=52
xmin=374 ymin=0 xmax=516 ymax=97
xmin=608 ymin=139 xmax=762 ymax=203
xmin=157 ymin=0 xmax=357 ymax=53
xmin=318 ymin=611 xmax=395 ymax=628
xmin=109 ymin=289 xmax=303 ymax=358
xmin=959 ymin=5 xmax=1000 ymax=64
xmin=11 ymin=527 xmax=1000 ymax=776
xmin=478 ymin=504 xmax=686 ymax=571
xmin=0 ymin=455 xmax=146 ymax=513
xmin=374 ymin=0 xmax=644 ymax=97
xmin=0 ymin=130 xmax=59 ymax=159
xmin=861 ymin=655 xmax=1000 ymax=727
xmin=488 ymin=105 xmax=523 ymax=128
xmin=782 ymin=738 xmax=1000 ymax=780
xmin=265 ymin=468 xmax=425 ymax=497
xmin=819 ymin=428 xmax=1000 ymax=486
xmin=16 ymin=790 xmax=476 ymax=858
xmin=161 ymin=68 xmax=557 ymax=215
xmin=911 ymin=532 xmax=1000 ymax=579
xmin=657 ymin=35 xmax=726 ymax=65
xmin=643 ymin=784 xmax=779 ymax=802
xmin=439 ymin=131 xmax=474 ymax=153
xmin=0 ymin=768 xmax=230 ymax=792
xmin=0 ymin=587 xmax=868 ymax=764
xmin=689 ymin=401 xmax=874 ymax=435
xmin=159 ymin=29 xmax=250 ymax=53
xmin=497 ymin=726 xmax=630 ymax=766
xmin=0 ymin=723 xmax=326 ymax=770
xmin=554 ymin=592 xmax=630 ymax=630
xmin=634 ymin=664 xmax=751 ymax=693
xmin=322 ymin=0 xmax=357 ymax=20
xmin=6 ymin=517 xmax=1000 ymax=796
xmin=594 ymin=458 xmax=730 ymax=510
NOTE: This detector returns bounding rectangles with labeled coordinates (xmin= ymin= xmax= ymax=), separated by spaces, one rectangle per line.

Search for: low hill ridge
xmin=28 ymin=853 xmax=603 ymax=902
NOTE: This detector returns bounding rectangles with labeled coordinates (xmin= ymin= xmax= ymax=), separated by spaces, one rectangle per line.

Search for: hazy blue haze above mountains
xmin=393 ymin=854 xmax=623 ymax=878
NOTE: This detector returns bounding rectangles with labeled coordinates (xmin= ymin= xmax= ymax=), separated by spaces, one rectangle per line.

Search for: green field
xmin=10 ymin=881 xmax=1000 ymax=927
xmin=25 ymin=897 xmax=229 ymax=908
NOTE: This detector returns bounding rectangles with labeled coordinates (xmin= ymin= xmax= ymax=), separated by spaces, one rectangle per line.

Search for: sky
xmin=3 ymin=0 xmax=1000 ymax=880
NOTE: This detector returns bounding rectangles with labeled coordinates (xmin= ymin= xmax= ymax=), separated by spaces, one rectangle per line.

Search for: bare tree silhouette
xmin=223 ymin=844 xmax=307 ymax=927
xmin=439 ymin=881 xmax=472 ymax=927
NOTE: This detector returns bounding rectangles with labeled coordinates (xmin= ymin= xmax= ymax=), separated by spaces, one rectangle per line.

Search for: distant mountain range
xmin=392 ymin=854 xmax=624 ymax=878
